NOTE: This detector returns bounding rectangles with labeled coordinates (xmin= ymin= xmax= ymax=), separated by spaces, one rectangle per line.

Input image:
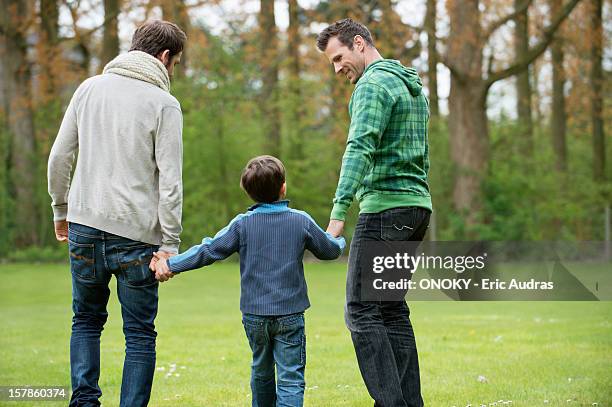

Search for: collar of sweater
xmin=102 ymin=50 xmax=170 ymax=92
xmin=248 ymin=200 xmax=290 ymax=213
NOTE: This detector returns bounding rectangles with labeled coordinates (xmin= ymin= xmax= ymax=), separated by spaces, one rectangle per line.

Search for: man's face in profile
xmin=166 ymin=52 xmax=182 ymax=78
xmin=324 ymin=36 xmax=366 ymax=84
xmin=158 ymin=50 xmax=182 ymax=79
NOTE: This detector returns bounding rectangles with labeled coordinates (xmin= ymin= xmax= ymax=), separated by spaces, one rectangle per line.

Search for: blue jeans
xmin=242 ymin=312 xmax=306 ymax=407
xmin=346 ymin=207 xmax=430 ymax=407
xmin=67 ymin=223 xmax=159 ymax=407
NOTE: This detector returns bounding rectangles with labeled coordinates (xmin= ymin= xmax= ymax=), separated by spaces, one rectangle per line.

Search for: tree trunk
xmin=550 ymin=0 xmax=567 ymax=172
xmin=259 ymin=0 xmax=280 ymax=157
xmin=532 ymin=56 xmax=542 ymax=125
xmin=514 ymin=0 xmax=533 ymax=148
xmin=0 ymin=29 xmax=9 ymax=252
xmin=0 ymin=0 xmax=40 ymax=246
xmin=101 ymin=0 xmax=120 ymax=68
xmin=288 ymin=0 xmax=303 ymax=160
xmin=215 ymin=99 xmax=230 ymax=220
xmin=40 ymin=0 xmax=58 ymax=44
xmin=38 ymin=0 xmax=61 ymax=245
xmin=442 ymin=0 xmax=580 ymax=229
xmin=425 ymin=0 xmax=439 ymax=117
xmin=161 ymin=0 xmax=190 ymax=72
xmin=378 ymin=0 xmax=394 ymax=57
xmin=446 ymin=0 xmax=489 ymax=226
xmin=449 ymin=81 xmax=489 ymax=225
xmin=591 ymin=0 xmax=604 ymax=182
xmin=39 ymin=0 xmax=59 ymax=96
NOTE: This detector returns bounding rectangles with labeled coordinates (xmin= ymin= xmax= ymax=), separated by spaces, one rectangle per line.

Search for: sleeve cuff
xmin=167 ymin=258 xmax=180 ymax=274
xmin=336 ymin=236 xmax=347 ymax=252
xmin=159 ymin=244 xmax=179 ymax=254
xmin=52 ymin=205 xmax=68 ymax=222
xmin=330 ymin=203 xmax=349 ymax=221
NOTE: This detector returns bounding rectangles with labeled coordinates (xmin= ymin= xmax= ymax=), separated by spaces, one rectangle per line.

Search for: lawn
xmin=0 ymin=262 xmax=610 ymax=406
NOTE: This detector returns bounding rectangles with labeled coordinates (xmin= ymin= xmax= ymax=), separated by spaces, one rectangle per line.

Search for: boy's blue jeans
xmin=242 ymin=312 xmax=306 ymax=407
xmin=67 ymin=222 xmax=159 ymax=407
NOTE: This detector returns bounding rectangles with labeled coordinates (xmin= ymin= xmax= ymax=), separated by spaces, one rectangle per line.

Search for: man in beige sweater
xmin=47 ymin=20 xmax=186 ymax=407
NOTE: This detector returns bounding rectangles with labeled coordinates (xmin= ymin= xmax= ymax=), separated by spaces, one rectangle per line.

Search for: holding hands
xmin=326 ymin=219 xmax=344 ymax=238
xmin=149 ymin=251 xmax=176 ymax=282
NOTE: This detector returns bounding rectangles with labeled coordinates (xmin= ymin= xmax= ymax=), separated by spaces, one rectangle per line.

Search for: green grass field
xmin=0 ymin=262 xmax=610 ymax=406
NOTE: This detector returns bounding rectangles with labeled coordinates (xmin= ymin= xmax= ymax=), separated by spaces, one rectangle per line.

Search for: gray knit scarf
xmin=103 ymin=50 xmax=170 ymax=93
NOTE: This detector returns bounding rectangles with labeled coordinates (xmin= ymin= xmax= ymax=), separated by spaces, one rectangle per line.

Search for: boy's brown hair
xmin=240 ymin=155 xmax=286 ymax=203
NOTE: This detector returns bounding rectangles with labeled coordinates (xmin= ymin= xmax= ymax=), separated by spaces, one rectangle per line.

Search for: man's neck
xmin=364 ymin=48 xmax=383 ymax=69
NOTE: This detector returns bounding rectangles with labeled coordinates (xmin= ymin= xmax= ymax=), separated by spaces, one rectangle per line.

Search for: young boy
xmin=152 ymin=155 xmax=345 ymax=407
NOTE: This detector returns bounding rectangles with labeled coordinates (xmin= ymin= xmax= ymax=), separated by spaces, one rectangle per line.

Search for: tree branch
xmin=60 ymin=0 xmax=121 ymax=43
xmin=485 ymin=0 xmax=581 ymax=86
xmin=185 ymin=0 xmax=214 ymax=10
xmin=483 ymin=0 xmax=533 ymax=40
xmin=403 ymin=22 xmax=423 ymax=32
xmin=486 ymin=51 xmax=494 ymax=76
xmin=440 ymin=52 xmax=466 ymax=82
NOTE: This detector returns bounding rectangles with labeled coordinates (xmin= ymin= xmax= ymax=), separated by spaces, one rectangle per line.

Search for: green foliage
xmin=34 ymin=98 xmax=65 ymax=247
xmin=426 ymin=119 xmax=610 ymax=241
xmin=0 ymin=117 xmax=13 ymax=255
xmin=5 ymin=245 xmax=67 ymax=263
xmin=0 ymin=96 xmax=64 ymax=256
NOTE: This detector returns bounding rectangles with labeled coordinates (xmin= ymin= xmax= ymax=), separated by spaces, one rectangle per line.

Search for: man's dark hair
xmin=316 ymin=18 xmax=374 ymax=52
xmin=240 ymin=155 xmax=286 ymax=203
xmin=129 ymin=20 xmax=187 ymax=58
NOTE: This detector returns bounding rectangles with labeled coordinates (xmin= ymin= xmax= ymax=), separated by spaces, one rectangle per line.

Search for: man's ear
xmin=157 ymin=49 xmax=170 ymax=66
xmin=354 ymin=35 xmax=365 ymax=52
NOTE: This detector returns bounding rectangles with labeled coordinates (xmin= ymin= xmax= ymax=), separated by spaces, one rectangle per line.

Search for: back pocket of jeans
xmin=69 ymin=240 xmax=95 ymax=280
xmin=381 ymin=209 xmax=417 ymax=241
xmin=116 ymin=244 xmax=156 ymax=287
xmin=242 ymin=317 xmax=266 ymax=346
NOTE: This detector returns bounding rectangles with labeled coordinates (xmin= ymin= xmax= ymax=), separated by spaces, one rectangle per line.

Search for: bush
xmin=5 ymin=245 xmax=68 ymax=264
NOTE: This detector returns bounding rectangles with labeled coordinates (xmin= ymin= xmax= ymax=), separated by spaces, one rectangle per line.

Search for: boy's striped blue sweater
xmin=168 ymin=200 xmax=346 ymax=315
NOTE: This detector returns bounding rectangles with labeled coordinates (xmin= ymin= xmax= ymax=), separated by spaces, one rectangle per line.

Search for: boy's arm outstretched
xmin=163 ymin=215 xmax=242 ymax=276
xmin=304 ymin=215 xmax=346 ymax=260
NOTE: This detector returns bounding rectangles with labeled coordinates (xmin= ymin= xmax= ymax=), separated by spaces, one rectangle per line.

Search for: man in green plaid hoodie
xmin=317 ymin=19 xmax=431 ymax=407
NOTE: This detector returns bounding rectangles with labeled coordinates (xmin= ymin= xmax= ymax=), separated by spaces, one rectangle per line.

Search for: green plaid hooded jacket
xmin=330 ymin=59 xmax=432 ymax=221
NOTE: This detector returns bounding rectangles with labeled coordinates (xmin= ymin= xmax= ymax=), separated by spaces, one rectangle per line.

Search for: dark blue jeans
xmin=242 ymin=312 xmax=306 ymax=407
xmin=68 ymin=222 xmax=159 ymax=407
xmin=346 ymin=207 xmax=430 ymax=407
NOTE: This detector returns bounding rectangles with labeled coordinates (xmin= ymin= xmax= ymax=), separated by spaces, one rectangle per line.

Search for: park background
xmin=0 ymin=0 xmax=611 ymax=406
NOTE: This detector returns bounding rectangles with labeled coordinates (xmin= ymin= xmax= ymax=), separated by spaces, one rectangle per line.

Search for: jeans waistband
xmin=242 ymin=311 xmax=304 ymax=322
xmin=357 ymin=206 xmax=430 ymax=227
xmin=68 ymin=222 xmax=123 ymax=240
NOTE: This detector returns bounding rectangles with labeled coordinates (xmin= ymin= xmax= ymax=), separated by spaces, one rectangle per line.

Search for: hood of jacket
xmin=362 ymin=59 xmax=423 ymax=96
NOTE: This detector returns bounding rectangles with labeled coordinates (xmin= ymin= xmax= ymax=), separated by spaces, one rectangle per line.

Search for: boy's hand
xmin=326 ymin=219 xmax=344 ymax=238
xmin=154 ymin=257 xmax=175 ymax=282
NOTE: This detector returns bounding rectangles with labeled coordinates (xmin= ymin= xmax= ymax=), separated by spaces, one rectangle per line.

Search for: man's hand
xmin=54 ymin=220 xmax=69 ymax=242
xmin=326 ymin=219 xmax=345 ymax=238
xmin=149 ymin=250 xmax=175 ymax=270
xmin=153 ymin=257 xmax=175 ymax=282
